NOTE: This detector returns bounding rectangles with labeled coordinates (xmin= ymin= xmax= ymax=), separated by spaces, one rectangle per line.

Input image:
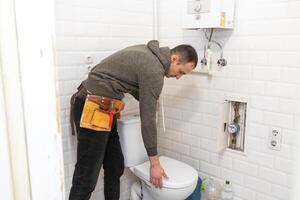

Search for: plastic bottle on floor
xmin=201 ymin=177 xmax=221 ymax=200
xmin=221 ymin=180 xmax=233 ymax=200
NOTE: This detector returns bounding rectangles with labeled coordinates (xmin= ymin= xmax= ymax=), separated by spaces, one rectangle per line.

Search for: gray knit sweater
xmin=82 ymin=40 xmax=171 ymax=156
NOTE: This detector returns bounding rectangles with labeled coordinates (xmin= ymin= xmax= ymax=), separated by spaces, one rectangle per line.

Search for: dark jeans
xmin=69 ymin=95 xmax=125 ymax=200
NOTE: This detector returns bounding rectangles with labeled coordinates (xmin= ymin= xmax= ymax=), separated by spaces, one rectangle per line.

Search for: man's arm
xmin=138 ymin=75 xmax=161 ymax=156
xmin=138 ymin=74 xmax=167 ymax=188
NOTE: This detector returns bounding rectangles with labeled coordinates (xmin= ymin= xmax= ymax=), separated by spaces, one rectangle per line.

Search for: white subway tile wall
xmin=159 ymin=0 xmax=300 ymax=200
xmin=157 ymin=1 xmax=300 ymax=200
xmin=55 ymin=0 xmax=300 ymax=199
xmin=55 ymin=0 xmax=152 ymax=199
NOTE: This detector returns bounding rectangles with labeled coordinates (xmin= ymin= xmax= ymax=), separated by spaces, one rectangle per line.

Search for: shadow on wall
xmin=182 ymin=29 xmax=234 ymax=48
xmin=161 ymin=83 xmax=212 ymax=120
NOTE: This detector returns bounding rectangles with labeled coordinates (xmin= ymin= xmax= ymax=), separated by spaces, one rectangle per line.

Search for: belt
xmin=70 ymin=85 xmax=125 ymax=135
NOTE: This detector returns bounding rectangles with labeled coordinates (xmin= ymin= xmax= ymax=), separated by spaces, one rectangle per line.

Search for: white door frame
xmin=0 ymin=59 xmax=15 ymax=200
xmin=0 ymin=0 xmax=32 ymax=198
xmin=0 ymin=0 xmax=65 ymax=199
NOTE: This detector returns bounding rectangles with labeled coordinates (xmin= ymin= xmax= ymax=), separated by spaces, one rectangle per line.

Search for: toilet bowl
xmin=118 ymin=113 xmax=198 ymax=200
xmin=131 ymin=156 xmax=198 ymax=200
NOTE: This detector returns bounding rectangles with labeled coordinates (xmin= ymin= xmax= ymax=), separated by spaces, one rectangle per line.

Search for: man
xmin=69 ymin=40 xmax=198 ymax=200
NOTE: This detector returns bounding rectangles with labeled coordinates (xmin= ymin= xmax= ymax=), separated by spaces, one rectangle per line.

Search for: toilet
xmin=118 ymin=113 xmax=198 ymax=200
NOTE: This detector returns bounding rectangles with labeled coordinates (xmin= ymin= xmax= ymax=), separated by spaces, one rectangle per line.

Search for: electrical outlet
xmin=269 ymin=128 xmax=282 ymax=139
xmin=272 ymin=129 xmax=279 ymax=137
xmin=268 ymin=128 xmax=282 ymax=151
xmin=85 ymin=55 xmax=93 ymax=64
xmin=268 ymin=137 xmax=281 ymax=151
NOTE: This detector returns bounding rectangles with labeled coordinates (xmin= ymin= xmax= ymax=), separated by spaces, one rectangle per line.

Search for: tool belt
xmin=70 ymin=85 xmax=125 ymax=135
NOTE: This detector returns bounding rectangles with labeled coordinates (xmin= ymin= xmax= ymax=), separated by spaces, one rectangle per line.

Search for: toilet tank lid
xmin=132 ymin=156 xmax=198 ymax=189
xmin=119 ymin=113 xmax=140 ymax=124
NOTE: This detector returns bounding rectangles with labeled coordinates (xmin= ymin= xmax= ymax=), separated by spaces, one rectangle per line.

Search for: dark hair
xmin=170 ymin=44 xmax=198 ymax=68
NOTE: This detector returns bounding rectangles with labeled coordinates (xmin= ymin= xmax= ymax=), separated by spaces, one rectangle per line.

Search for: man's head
xmin=166 ymin=44 xmax=198 ymax=79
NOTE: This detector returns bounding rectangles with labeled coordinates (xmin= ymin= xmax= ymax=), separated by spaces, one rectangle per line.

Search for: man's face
xmin=166 ymin=54 xmax=195 ymax=79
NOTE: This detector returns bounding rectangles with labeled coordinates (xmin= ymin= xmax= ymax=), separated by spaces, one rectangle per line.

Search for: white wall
xmin=55 ymin=0 xmax=300 ymax=199
xmin=13 ymin=0 xmax=65 ymax=198
xmin=55 ymin=0 xmax=153 ymax=199
xmin=1 ymin=0 xmax=64 ymax=199
xmin=0 ymin=75 xmax=14 ymax=200
xmin=157 ymin=0 xmax=300 ymax=200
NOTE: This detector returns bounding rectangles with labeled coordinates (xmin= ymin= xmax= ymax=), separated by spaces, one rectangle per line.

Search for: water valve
xmin=217 ymin=58 xmax=227 ymax=67
xmin=224 ymin=99 xmax=247 ymax=152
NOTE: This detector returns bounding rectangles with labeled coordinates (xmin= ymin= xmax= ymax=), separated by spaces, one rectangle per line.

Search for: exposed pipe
xmin=153 ymin=0 xmax=166 ymax=132
xmin=153 ymin=0 xmax=158 ymax=40
xmin=130 ymin=181 xmax=142 ymax=200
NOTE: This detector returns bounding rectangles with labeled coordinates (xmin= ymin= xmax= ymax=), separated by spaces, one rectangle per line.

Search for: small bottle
xmin=201 ymin=177 xmax=221 ymax=200
xmin=221 ymin=180 xmax=233 ymax=200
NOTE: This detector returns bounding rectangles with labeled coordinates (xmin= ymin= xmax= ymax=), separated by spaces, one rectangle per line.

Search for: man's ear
xmin=171 ymin=54 xmax=179 ymax=63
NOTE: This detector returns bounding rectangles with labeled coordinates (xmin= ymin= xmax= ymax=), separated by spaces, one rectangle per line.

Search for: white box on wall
xmin=183 ymin=0 xmax=235 ymax=29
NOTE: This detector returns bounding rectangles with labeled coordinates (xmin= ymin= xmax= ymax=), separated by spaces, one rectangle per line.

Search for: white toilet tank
xmin=118 ymin=113 xmax=148 ymax=167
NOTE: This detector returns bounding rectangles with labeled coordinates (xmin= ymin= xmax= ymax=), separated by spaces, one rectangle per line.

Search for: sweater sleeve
xmin=138 ymin=75 xmax=163 ymax=157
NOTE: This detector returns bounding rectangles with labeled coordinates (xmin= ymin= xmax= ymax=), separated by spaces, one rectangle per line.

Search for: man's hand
xmin=149 ymin=155 xmax=168 ymax=189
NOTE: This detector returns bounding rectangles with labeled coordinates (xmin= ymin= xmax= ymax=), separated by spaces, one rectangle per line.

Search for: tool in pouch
xmin=80 ymin=94 xmax=124 ymax=132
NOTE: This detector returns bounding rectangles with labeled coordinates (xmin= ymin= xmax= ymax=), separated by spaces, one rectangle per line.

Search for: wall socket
xmin=85 ymin=55 xmax=93 ymax=64
xmin=268 ymin=128 xmax=281 ymax=151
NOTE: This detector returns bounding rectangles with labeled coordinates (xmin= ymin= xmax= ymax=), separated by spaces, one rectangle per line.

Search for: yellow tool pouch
xmin=80 ymin=98 xmax=112 ymax=132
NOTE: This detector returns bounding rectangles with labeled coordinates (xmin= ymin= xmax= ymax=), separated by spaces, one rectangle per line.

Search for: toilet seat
xmin=131 ymin=156 xmax=198 ymax=189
